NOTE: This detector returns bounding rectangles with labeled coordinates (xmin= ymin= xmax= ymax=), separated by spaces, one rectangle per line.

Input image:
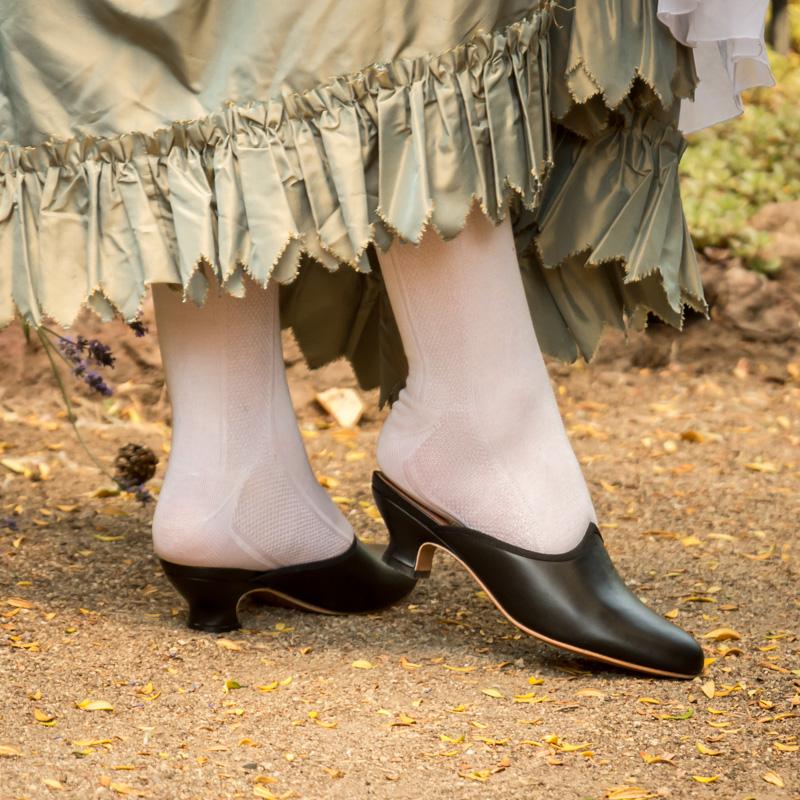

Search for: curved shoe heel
xmin=383 ymin=528 xmax=436 ymax=579
xmin=160 ymin=562 xmax=247 ymax=632
xmin=373 ymin=475 xmax=437 ymax=578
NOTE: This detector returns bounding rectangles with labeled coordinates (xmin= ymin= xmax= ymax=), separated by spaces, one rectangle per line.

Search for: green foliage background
xmin=680 ymin=4 xmax=800 ymax=273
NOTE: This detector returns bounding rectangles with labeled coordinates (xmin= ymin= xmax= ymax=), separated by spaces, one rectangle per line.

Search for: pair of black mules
xmin=160 ymin=471 xmax=705 ymax=679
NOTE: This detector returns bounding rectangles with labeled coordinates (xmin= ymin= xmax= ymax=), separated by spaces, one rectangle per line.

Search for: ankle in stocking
xmin=376 ymin=207 xmax=597 ymax=555
xmin=151 ymin=272 xmax=354 ymax=570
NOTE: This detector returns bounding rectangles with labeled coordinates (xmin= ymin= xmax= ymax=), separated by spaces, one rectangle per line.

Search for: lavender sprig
xmin=127 ymin=319 xmax=148 ymax=337
xmin=87 ymin=339 xmax=115 ymax=367
xmin=34 ymin=316 xmax=155 ymax=505
xmin=53 ymin=332 xmax=116 ymax=397
xmin=84 ymin=370 xmax=113 ymax=396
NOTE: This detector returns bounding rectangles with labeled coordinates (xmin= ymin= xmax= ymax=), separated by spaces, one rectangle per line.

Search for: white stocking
xmin=151 ymin=271 xmax=354 ymax=569
xmin=376 ymin=206 xmax=597 ymax=554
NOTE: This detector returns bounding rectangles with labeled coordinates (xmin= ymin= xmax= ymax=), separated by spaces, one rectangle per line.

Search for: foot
xmin=376 ymin=386 xmax=596 ymax=554
xmin=152 ymin=452 xmax=355 ymax=570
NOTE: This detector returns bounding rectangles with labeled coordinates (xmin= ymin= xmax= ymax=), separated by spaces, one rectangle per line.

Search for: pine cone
xmin=113 ymin=442 xmax=158 ymax=489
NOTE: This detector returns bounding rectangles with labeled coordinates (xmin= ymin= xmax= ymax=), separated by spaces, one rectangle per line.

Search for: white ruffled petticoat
xmin=657 ymin=0 xmax=776 ymax=133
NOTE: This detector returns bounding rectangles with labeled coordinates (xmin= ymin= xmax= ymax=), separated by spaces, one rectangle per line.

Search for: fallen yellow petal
xmin=108 ymin=782 xmax=140 ymax=796
xmin=604 ymin=787 xmax=657 ymax=800
xmin=461 ymin=769 xmax=491 ymax=783
xmin=575 ymin=688 xmax=605 ymax=698
xmin=89 ymin=486 xmax=121 ymax=498
xmin=745 ymin=462 xmax=779 ymax=473
xmin=1 ymin=459 xmax=28 ymax=475
xmin=216 ymin=638 xmax=243 ymax=651
xmin=701 ymin=628 xmax=741 ymax=641
xmin=774 ymin=742 xmax=799 ymax=752
xmin=762 ymin=771 xmax=784 ymax=788
xmin=76 ymin=700 xmax=114 ymax=712
xmin=700 ymin=680 xmax=716 ymax=699
xmin=6 ymin=597 xmax=34 ymax=609
xmin=639 ymin=751 xmax=675 ymax=765
xmin=559 ymin=741 xmax=591 ymax=753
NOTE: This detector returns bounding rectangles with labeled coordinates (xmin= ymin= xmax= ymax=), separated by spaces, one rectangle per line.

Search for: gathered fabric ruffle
xmin=515 ymin=112 xmax=704 ymax=363
xmin=503 ymin=0 xmax=706 ymax=371
xmin=548 ymin=0 xmax=698 ymax=137
xmin=657 ymin=0 xmax=775 ymax=133
xmin=0 ymin=8 xmax=551 ymax=337
xmin=1 ymin=0 xmax=708 ymax=409
xmin=282 ymin=0 xmax=709 ymax=406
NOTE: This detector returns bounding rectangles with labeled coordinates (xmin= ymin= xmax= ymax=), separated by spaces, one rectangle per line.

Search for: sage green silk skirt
xmin=0 ymin=0 xmax=705 ymax=407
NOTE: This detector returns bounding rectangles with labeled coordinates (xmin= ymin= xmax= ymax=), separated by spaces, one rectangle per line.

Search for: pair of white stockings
xmin=151 ymin=208 xmax=596 ymax=568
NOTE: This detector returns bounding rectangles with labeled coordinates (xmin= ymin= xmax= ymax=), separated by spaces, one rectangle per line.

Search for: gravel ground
xmin=0 ymin=310 xmax=798 ymax=800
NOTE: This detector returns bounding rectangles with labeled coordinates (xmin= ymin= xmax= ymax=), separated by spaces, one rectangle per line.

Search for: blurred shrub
xmin=680 ymin=51 xmax=800 ymax=273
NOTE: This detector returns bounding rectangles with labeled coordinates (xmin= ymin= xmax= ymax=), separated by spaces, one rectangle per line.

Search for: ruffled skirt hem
xmin=0 ymin=0 xmax=707 ymax=408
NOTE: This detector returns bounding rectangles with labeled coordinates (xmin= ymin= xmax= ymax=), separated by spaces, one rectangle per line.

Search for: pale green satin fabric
xmin=0 ymin=0 xmax=541 ymax=145
xmin=0 ymin=0 xmax=705 ymax=407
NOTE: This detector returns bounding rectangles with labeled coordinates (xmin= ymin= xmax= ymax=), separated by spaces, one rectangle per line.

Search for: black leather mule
xmin=161 ymin=537 xmax=417 ymax=632
xmin=372 ymin=470 xmax=704 ymax=678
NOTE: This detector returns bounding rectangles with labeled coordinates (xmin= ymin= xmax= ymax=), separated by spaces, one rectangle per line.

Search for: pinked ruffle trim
xmin=0 ymin=7 xmax=552 ymax=333
xmin=1 ymin=0 xmax=712 ymax=410
xmin=515 ymin=111 xmax=706 ymax=365
xmin=547 ymin=0 xmax=698 ymax=139
xmin=505 ymin=0 xmax=707 ymax=370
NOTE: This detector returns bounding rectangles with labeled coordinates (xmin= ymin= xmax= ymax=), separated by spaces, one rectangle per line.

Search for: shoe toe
xmin=653 ymin=617 xmax=705 ymax=677
xmin=598 ymin=598 xmax=706 ymax=677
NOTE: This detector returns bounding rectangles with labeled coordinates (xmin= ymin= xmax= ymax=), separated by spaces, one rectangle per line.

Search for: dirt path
xmin=0 ymin=307 xmax=798 ymax=800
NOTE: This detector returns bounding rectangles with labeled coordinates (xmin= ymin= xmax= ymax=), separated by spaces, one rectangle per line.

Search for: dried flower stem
xmin=35 ymin=326 xmax=117 ymax=486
